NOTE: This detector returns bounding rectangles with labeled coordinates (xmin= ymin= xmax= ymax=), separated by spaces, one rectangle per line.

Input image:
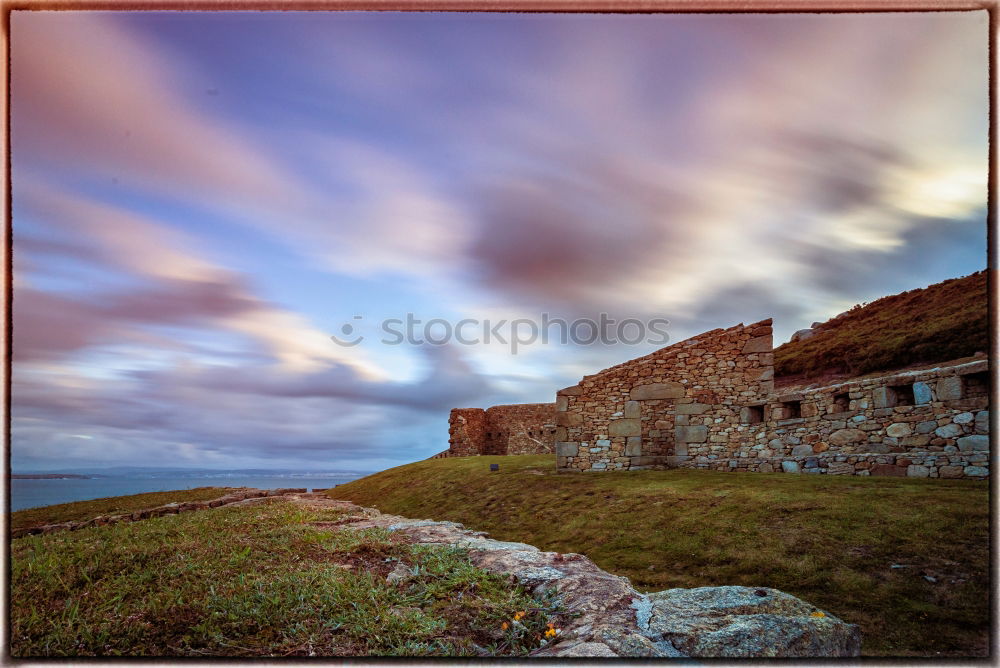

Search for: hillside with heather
xmin=775 ymin=271 xmax=988 ymax=382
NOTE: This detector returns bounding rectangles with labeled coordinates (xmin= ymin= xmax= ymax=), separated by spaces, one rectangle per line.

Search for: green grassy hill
xmin=774 ymin=270 xmax=988 ymax=381
xmin=11 ymin=494 xmax=553 ymax=657
xmin=328 ymin=454 xmax=989 ymax=657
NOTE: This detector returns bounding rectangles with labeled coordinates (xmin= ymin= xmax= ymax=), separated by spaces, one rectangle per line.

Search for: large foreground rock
xmin=644 ymin=586 xmax=861 ymax=657
xmin=296 ymin=494 xmax=861 ymax=658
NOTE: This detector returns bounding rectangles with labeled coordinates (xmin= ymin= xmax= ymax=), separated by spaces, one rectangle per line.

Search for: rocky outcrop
xmin=298 ymin=495 xmax=861 ymax=658
xmin=790 ymin=328 xmax=816 ymax=343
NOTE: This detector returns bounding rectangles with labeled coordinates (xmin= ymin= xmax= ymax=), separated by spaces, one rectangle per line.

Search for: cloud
xmin=128 ymin=344 xmax=494 ymax=412
xmin=14 ymin=179 xmax=387 ymax=376
xmin=11 ymin=13 xmax=304 ymax=208
xmin=11 ymin=344 xmax=498 ymax=470
xmin=466 ymin=168 xmax=688 ymax=310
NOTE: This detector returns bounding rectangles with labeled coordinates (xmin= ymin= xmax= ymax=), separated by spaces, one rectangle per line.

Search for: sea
xmin=9 ymin=472 xmax=370 ymax=512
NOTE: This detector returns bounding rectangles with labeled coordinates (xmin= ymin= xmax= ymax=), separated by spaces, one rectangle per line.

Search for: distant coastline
xmin=11 ymin=474 xmax=92 ymax=480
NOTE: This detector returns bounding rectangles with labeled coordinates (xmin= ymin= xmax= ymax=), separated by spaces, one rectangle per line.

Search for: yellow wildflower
xmin=502 ymin=622 xmax=509 ymax=630
xmin=513 ymin=611 xmax=526 ymax=621
xmin=545 ymin=627 xmax=559 ymax=638
xmin=810 ymin=611 xmax=826 ymax=618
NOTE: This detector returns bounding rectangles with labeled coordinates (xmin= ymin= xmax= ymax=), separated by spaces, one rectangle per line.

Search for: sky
xmin=10 ymin=11 xmax=988 ymax=473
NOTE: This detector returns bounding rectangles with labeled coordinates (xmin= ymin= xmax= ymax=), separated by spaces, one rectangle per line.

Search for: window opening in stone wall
xmin=780 ymin=401 xmax=801 ymax=419
xmin=889 ymin=384 xmax=915 ymax=406
xmin=832 ymin=392 xmax=849 ymax=412
xmin=963 ymin=371 xmax=989 ymax=397
xmin=745 ymin=405 xmax=764 ymax=424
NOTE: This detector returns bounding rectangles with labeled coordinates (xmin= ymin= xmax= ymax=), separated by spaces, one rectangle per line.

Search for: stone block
xmin=781 ymin=461 xmax=800 ymax=473
xmin=675 ymin=442 xmax=688 ymax=456
xmin=742 ymin=334 xmax=772 ymax=354
xmin=872 ymin=387 xmax=895 ymax=409
xmin=912 ymin=381 xmax=934 ymax=404
xmin=625 ymin=436 xmax=642 ymax=457
xmin=826 ymin=462 xmax=854 ymax=476
xmin=790 ymin=444 xmax=814 ymax=457
xmin=915 ymin=421 xmax=937 ymax=434
xmin=555 ymin=442 xmax=579 ymax=456
xmin=953 ymin=412 xmax=974 ymax=424
xmin=555 ymin=427 xmax=567 ymax=441
xmin=906 ymin=465 xmax=930 ymax=478
xmin=609 ymin=419 xmax=641 ymax=437
xmin=556 ymin=396 xmax=569 ymax=412
xmin=556 ymin=412 xmax=583 ymax=427
xmin=975 ymin=411 xmax=989 ymax=434
xmin=623 ymin=400 xmax=641 ymax=418
xmin=829 ymin=428 xmax=867 ymax=446
xmin=675 ymin=425 xmax=708 ymax=443
xmin=675 ymin=403 xmax=711 ymax=415
xmin=964 ymin=466 xmax=988 ymax=477
xmin=936 ymin=376 xmax=963 ymax=401
xmin=758 ymin=462 xmax=774 ymax=473
xmin=938 ymin=465 xmax=964 ymax=479
xmin=748 ymin=367 xmax=775 ymax=382
xmin=801 ymin=402 xmax=818 ymax=418
xmin=957 ymin=435 xmax=989 ymax=452
xmin=934 ymin=423 xmax=962 ymax=439
xmin=804 ymin=457 xmax=819 ymax=469
xmin=557 ymin=385 xmax=583 ymax=396
xmin=630 ymin=382 xmax=685 ymax=400
xmin=885 ymin=422 xmax=912 ymax=438
xmin=870 ymin=464 xmax=906 ymax=477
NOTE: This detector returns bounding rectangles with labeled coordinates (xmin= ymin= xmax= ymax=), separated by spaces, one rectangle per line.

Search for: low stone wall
xmin=677 ymin=358 xmax=989 ymax=479
xmin=11 ymin=488 xmax=308 ymax=539
xmin=447 ymin=403 xmax=556 ymax=456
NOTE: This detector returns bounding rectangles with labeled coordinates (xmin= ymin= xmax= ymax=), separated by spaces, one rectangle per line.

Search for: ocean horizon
xmin=9 ymin=472 xmax=371 ymax=512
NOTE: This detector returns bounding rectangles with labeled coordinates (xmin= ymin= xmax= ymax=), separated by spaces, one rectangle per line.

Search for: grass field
xmin=10 ymin=487 xmax=236 ymax=532
xmin=328 ymin=454 xmax=990 ymax=657
xmin=10 ymin=498 xmax=561 ymax=657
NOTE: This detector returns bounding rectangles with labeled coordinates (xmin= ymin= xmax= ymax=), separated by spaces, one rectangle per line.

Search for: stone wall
xmin=681 ymin=358 xmax=990 ymax=479
xmin=555 ymin=319 xmax=775 ymax=472
xmin=447 ymin=403 xmax=556 ymax=456
xmin=555 ymin=318 xmax=990 ymax=480
xmin=447 ymin=408 xmax=489 ymax=456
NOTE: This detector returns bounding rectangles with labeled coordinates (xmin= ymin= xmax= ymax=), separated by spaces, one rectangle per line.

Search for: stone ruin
xmin=445 ymin=318 xmax=990 ymax=479
xmin=435 ymin=402 xmax=557 ymax=458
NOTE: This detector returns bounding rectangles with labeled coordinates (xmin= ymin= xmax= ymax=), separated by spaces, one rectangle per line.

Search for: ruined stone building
xmin=553 ymin=319 xmax=989 ymax=479
xmin=443 ymin=317 xmax=990 ymax=480
xmin=437 ymin=403 xmax=557 ymax=457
